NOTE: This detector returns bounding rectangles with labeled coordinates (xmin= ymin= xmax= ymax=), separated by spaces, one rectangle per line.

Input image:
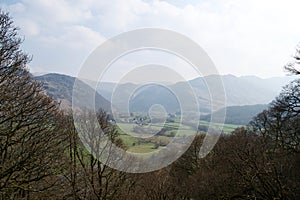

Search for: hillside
xmin=96 ymin=74 xmax=295 ymax=113
xmin=35 ymin=73 xmax=111 ymax=112
xmin=200 ymin=104 xmax=269 ymax=125
xmin=34 ymin=73 xmax=294 ymax=116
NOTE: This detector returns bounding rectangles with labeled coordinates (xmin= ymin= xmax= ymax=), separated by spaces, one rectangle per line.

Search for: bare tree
xmin=0 ymin=10 xmax=66 ymax=199
xmin=285 ymin=43 xmax=300 ymax=75
xmin=62 ymin=110 xmax=131 ymax=200
xmin=248 ymin=70 xmax=300 ymax=198
xmin=251 ymin=79 xmax=300 ymax=153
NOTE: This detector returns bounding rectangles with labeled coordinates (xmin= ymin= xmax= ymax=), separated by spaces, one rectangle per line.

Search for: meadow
xmin=117 ymin=119 xmax=240 ymax=153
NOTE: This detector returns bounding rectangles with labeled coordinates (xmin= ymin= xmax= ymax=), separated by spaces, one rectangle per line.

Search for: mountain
xmin=200 ymin=104 xmax=269 ymax=125
xmin=96 ymin=74 xmax=296 ymax=113
xmin=240 ymin=75 xmax=295 ymax=93
xmin=128 ymin=84 xmax=180 ymax=113
xmin=189 ymin=74 xmax=296 ymax=106
xmin=35 ymin=73 xmax=111 ymax=112
xmin=34 ymin=73 xmax=296 ymax=115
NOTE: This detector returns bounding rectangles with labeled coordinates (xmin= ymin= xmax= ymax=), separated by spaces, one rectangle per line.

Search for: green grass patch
xmin=127 ymin=142 xmax=161 ymax=153
xmin=116 ymin=120 xmax=240 ymax=153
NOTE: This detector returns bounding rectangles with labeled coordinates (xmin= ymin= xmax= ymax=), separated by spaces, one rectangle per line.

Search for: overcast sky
xmin=1 ymin=0 xmax=300 ymax=81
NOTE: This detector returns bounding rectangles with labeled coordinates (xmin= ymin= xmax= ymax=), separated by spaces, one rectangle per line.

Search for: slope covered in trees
xmin=200 ymin=104 xmax=268 ymax=125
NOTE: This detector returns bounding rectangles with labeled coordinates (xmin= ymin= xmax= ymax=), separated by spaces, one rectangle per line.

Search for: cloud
xmin=22 ymin=0 xmax=92 ymax=24
xmin=39 ymin=25 xmax=105 ymax=51
xmin=1 ymin=0 xmax=299 ymax=78
xmin=18 ymin=19 xmax=40 ymax=36
xmin=88 ymin=0 xmax=300 ymax=78
xmin=1 ymin=0 xmax=106 ymax=73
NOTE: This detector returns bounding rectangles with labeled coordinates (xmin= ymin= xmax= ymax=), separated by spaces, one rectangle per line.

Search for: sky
xmin=1 ymin=0 xmax=300 ymax=81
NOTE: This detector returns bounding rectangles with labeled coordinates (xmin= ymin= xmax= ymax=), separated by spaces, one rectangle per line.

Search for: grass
xmin=127 ymin=142 xmax=163 ymax=153
xmin=119 ymin=134 xmax=139 ymax=147
xmin=198 ymin=120 xmax=240 ymax=134
xmin=116 ymin=120 xmax=241 ymax=153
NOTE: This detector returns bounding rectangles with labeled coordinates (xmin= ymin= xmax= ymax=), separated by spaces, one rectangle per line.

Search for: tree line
xmin=0 ymin=10 xmax=299 ymax=199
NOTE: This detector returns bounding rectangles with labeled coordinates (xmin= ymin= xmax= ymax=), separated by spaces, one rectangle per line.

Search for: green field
xmin=116 ymin=120 xmax=240 ymax=153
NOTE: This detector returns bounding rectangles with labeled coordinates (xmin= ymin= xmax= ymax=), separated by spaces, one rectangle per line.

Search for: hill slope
xmin=96 ymin=74 xmax=295 ymax=113
xmin=200 ymin=104 xmax=269 ymax=125
xmin=35 ymin=73 xmax=111 ymax=112
xmin=35 ymin=73 xmax=295 ymax=116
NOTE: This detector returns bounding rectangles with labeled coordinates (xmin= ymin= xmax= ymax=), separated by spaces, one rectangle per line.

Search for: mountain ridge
xmin=35 ymin=73 xmax=111 ymax=112
xmin=34 ymin=73 xmax=297 ymax=115
xmin=95 ymin=74 xmax=295 ymax=113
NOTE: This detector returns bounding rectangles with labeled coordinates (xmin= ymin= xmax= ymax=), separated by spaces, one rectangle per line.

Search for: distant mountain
xmin=96 ymin=74 xmax=296 ymax=113
xmin=128 ymin=84 xmax=180 ymax=113
xmin=35 ymin=73 xmax=111 ymax=112
xmin=240 ymin=75 xmax=295 ymax=93
xmin=200 ymin=104 xmax=269 ymax=125
xmin=34 ymin=73 xmax=296 ymax=115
